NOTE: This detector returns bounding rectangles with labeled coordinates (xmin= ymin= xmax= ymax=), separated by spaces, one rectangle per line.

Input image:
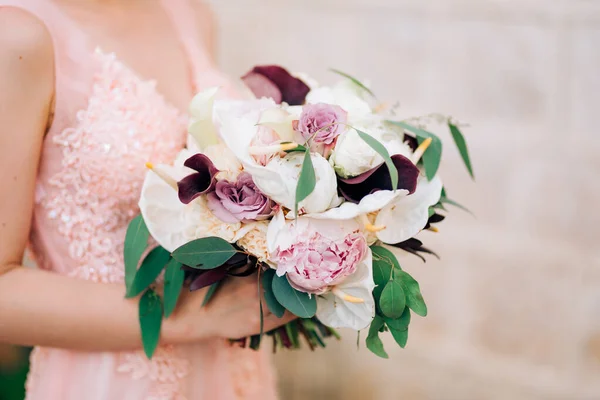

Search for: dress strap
xmin=160 ymin=0 xmax=234 ymax=93
xmin=160 ymin=0 xmax=215 ymax=85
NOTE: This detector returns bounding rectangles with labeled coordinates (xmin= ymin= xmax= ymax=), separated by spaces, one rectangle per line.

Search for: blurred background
xmin=2 ymin=0 xmax=599 ymax=399
xmin=211 ymin=0 xmax=600 ymax=399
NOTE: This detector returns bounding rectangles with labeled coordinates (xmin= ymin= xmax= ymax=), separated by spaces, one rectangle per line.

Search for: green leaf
xmin=163 ymin=259 xmax=184 ymax=318
xmin=440 ymin=197 xmax=474 ymax=216
xmin=124 ymin=215 xmax=149 ymax=291
xmin=386 ymin=120 xmax=443 ymax=181
xmin=389 ymin=327 xmax=408 ymax=348
xmin=384 ymin=307 xmax=411 ymax=331
xmin=380 ymin=280 xmax=406 ymax=319
xmin=139 ymin=289 xmax=163 ymax=359
xmin=127 ymin=247 xmax=171 ymax=298
xmin=371 ymin=246 xmax=401 ymax=313
xmin=428 ymin=207 xmax=436 ymax=218
xmin=395 ymin=271 xmax=427 ymax=317
xmin=448 ymin=123 xmax=474 ymax=179
xmin=329 ymin=68 xmax=376 ymax=98
xmin=295 ymin=150 xmax=316 ymax=216
xmin=354 ymin=128 xmax=398 ymax=190
xmin=262 ymin=269 xmax=286 ymax=318
xmin=271 ymin=274 xmax=316 ymax=318
xmin=366 ymin=316 xmax=389 ymax=359
xmin=171 ymin=237 xmax=237 ymax=269
xmin=202 ymin=282 xmax=221 ymax=307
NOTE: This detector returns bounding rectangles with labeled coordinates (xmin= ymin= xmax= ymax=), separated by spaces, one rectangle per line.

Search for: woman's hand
xmin=165 ymin=274 xmax=297 ymax=343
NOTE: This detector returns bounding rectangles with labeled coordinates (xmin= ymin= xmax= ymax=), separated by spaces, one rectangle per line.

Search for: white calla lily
xmin=188 ymin=87 xmax=220 ymax=151
xmin=307 ymin=189 xmax=408 ymax=220
xmin=316 ymin=249 xmax=375 ymax=330
xmin=138 ymin=150 xmax=248 ymax=252
xmin=375 ymin=175 xmax=443 ymax=244
xmin=256 ymin=108 xmax=296 ymax=142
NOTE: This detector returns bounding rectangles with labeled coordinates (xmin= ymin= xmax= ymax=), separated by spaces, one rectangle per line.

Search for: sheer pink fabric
xmin=0 ymin=1 xmax=277 ymax=399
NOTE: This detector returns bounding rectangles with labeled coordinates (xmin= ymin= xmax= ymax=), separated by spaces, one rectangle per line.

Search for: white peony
xmin=256 ymin=152 xmax=338 ymax=215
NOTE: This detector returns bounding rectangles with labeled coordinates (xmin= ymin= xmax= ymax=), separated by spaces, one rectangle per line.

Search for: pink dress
xmin=0 ymin=0 xmax=278 ymax=399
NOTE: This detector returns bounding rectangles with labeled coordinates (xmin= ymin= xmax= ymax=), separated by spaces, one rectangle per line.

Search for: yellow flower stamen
xmin=360 ymin=214 xmax=386 ymax=232
xmin=412 ymin=137 xmax=432 ymax=164
xmin=146 ymin=162 xmax=178 ymax=190
xmin=373 ymin=102 xmax=389 ymax=114
xmin=248 ymin=142 xmax=299 ymax=156
xmin=332 ymin=288 xmax=365 ymax=304
xmin=427 ymin=226 xmax=439 ymax=233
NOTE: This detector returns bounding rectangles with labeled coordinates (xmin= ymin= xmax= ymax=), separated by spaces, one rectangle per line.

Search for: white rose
xmin=330 ymin=117 xmax=413 ymax=178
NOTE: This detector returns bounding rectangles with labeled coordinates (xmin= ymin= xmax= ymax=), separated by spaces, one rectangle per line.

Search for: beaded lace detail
xmin=35 ymin=49 xmax=189 ymax=399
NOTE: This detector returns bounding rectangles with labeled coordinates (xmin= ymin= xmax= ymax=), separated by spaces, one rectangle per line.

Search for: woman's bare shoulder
xmin=0 ymin=7 xmax=54 ymax=106
xmin=0 ymin=7 xmax=53 ymax=60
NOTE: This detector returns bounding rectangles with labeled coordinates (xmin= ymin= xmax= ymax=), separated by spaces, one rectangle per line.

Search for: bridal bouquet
xmin=124 ymin=66 xmax=474 ymax=359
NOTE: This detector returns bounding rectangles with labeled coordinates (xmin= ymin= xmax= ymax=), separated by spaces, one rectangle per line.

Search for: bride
xmin=0 ymin=0 xmax=294 ymax=398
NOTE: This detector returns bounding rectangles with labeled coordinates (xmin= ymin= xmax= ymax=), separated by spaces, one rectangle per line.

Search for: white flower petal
xmin=316 ymin=250 xmax=375 ymax=330
xmin=375 ymin=175 xmax=443 ymax=244
xmin=257 ymin=108 xmax=295 ymax=142
xmin=254 ymin=152 xmax=338 ymax=215
xmin=188 ymin=87 xmax=220 ymax=151
xmin=307 ymin=189 xmax=408 ymax=220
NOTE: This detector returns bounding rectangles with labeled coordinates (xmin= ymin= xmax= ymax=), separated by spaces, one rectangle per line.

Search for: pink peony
xmin=295 ymin=103 xmax=347 ymax=145
xmin=269 ymin=216 xmax=368 ymax=294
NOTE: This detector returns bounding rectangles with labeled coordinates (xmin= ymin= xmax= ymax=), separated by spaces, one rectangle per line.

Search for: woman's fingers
xmin=262 ymin=311 xmax=297 ymax=333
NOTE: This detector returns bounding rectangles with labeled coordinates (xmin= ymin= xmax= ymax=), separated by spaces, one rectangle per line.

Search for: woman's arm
xmin=0 ymin=7 xmax=150 ymax=351
xmin=0 ymin=9 xmax=294 ymax=351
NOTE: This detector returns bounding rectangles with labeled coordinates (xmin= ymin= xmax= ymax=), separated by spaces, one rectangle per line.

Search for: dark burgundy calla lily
xmin=177 ymin=154 xmax=219 ymax=204
xmin=338 ymin=154 xmax=419 ymax=203
xmin=242 ymin=65 xmax=310 ymax=106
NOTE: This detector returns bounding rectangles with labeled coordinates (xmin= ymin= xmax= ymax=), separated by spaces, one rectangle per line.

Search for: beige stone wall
xmin=209 ymin=0 xmax=600 ymax=399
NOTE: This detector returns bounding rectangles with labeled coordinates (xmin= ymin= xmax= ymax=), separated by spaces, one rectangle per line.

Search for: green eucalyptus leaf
xmin=386 ymin=120 xmax=442 ymax=181
xmin=163 ymin=259 xmax=184 ymax=318
xmin=395 ymin=271 xmax=427 ymax=317
xmin=272 ymin=274 xmax=316 ymax=318
xmin=440 ymin=197 xmax=474 ymax=216
xmin=354 ymin=128 xmax=398 ymax=190
xmin=448 ymin=123 xmax=474 ymax=179
xmin=295 ymin=150 xmax=317 ymax=215
xmin=366 ymin=316 xmax=389 ymax=359
xmin=384 ymin=307 xmax=411 ymax=331
xmin=171 ymin=237 xmax=237 ymax=269
xmin=329 ymin=68 xmax=376 ymax=98
xmin=139 ymin=289 xmax=163 ymax=359
xmin=262 ymin=269 xmax=286 ymax=318
xmin=389 ymin=327 xmax=409 ymax=348
xmin=127 ymin=247 xmax=171 ymax=298
xmin=202 ymin=282 xmax=221 ymax=307
xmin=380 ymin=280 xmax=406 ymax=319
xmin=124 ymin=215 xmax=150 ymax=291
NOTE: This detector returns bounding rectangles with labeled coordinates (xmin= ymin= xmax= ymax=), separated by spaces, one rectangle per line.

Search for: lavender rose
xmin=295 ymin=103 xmax=347 ymax=144
xmin=207 ymin=172 xmax=274 ymax=223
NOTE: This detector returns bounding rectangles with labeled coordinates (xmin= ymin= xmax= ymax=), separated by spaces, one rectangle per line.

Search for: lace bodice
xmin=0 ymin=1 xmax=277 ymax=399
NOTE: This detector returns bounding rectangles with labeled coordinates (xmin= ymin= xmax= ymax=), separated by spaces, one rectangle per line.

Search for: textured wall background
xmin=209 ymin=0 xmax=600 ymax=399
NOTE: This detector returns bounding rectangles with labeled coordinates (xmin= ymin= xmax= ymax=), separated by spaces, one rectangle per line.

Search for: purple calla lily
xmin=177 ymin=154 xmax=220 ymax=204
xmin=242 ymin=65 xmax=310 ymax=106
xmin=338 ymin=154 xmax=419 ymax=203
